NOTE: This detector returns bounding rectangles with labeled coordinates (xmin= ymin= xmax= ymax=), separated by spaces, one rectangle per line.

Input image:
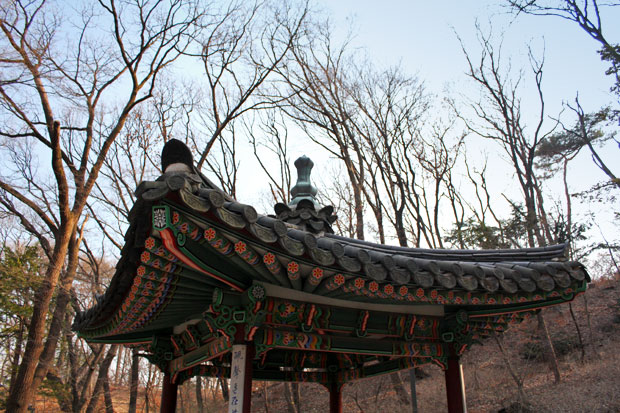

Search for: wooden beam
xmin=169 ymin=336 xmax=231 ymax=379
xmin=262 ymin=283 xmax=444 ymax=316
xmin=160 ymin=372 xmax=178 ymax=413
xmin=444 ymin=355 xmax=467 ymax=413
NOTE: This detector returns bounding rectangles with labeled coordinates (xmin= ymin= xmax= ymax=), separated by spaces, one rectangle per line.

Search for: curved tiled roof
xmin=73 ymin=168 xmax=589 ymax=338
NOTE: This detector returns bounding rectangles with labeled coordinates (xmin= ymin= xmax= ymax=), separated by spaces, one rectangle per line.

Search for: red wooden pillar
xmin=160 ymin=372 xmax=178 ymax=413
xmin=329 ymin=381 xmax=342 ymax=413
xmin=444 ymin=355 xmax=467 ymax=413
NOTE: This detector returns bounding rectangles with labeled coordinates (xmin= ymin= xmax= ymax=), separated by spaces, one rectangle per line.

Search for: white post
xmin=228 ymin=344 xmax=248 ymax=413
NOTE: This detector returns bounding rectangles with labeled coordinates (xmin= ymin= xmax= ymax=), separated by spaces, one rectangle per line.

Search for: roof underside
xmin=74 ymin=172 xmax=588 ymax=340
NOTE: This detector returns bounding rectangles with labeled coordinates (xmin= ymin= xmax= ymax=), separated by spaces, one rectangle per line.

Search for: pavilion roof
xmin=73 ymin=142 xmax=589 ymax=344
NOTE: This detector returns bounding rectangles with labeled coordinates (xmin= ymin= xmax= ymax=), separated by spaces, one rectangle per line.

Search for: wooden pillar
xmin=329 ymin=381 xmax=342 ymax=413
xmin=444 ymin=355 xmax=467 ymax=413
xmin=228 ymin=342 xmax=254 ymax=413
xmin=160 ymin=372 xmax=178 ymax=413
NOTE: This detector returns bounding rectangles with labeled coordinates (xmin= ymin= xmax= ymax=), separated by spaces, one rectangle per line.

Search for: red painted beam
xmin=329 ymin=381 xmax=342 ymax=413
xmin=444 ymin=355 xmax=467 ymax=413
xmin=160 ymin=373 xmax=178 ymax=413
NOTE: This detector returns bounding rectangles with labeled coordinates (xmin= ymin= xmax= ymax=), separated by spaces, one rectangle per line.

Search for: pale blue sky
xmin=314 ymin=0 xmax=619 ymax=112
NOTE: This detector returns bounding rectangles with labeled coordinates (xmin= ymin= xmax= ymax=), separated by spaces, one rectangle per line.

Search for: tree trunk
xmin=537 ymin=312 xmax=561 ymax=383
xmin=103 ymin=376 xmax=114 ymax=413
xmin=568 ymin=303 xmax=586 ymax=361
xmin=283 ymin=383 xmax=297 ymax=413
xmin=493 ymin=331 xmax=525 ymax=402
xmin=291 ymin=383 xmax=301 ymax=413
xmin=409 ymin=368 xmax=418 ymax=413
xmin=115 ymin=347 xmax=124 ymax=386
xmin=390 ymin=372 xmax=410 ymax=406
xmin=262 ymin=382 xmax=270 ymax=413
xmin=33 ymin=232 xmax=82 ymax=392
xmin=196 ymin=376 xmax=204 ymax=413
xmin=219 ymin=377 xmax=229 ymax=402
xmin=9 ymin=320 xmax=25 ymax=391
xmin=350 ymin=172 xmax=365 ymax=240
xmin=71 ymin=343 xmax=105 ymax=413
xmin=7 ymin=219 xmax=76 ymax=413
xmin=128 ymin=349 xmax=140 ymax=413
xmin=45 ymin=370 xmax=73 ymax=413
xmin=179 ymin=383 xmax=186 ymax=413
xmin=144 ymin=363 xmax=153 ymax=413
xmin=85 ymin=346 xmax=117 ymax=413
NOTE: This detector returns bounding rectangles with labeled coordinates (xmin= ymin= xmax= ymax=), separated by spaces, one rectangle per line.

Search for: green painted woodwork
xmin=76 ymin=195 xmax=588 ymax=385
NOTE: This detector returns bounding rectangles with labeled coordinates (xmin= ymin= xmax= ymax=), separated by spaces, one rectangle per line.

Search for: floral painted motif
xmin=263 ymin=253 xmax=276 ymax=265
xmin=204 ymin=228 xmax=216 ymax=241
xmin=383 ymin=284 xmax=394 ymax=295
xmin=234 ymin=241 xmax=246 ymax=254
xmin=399 ymin=286 xmax=408 ymax=296
xmin=287 ymin=261 xmax=300 ymax=281
xmin=368 ymin=281 xmax=379 ymax=292
xmin=263 ymin=252 xmax=282 ymax=275
xmin=354 ymin=278 xmax=365 ymax=289
xmin=140 ymin=251 xmax=151 ymax=263
xmin=308 ymin=267 xmax=324 ymax=286
xmin=334 ymin=274 xmax=345 ymax=286
xmin=145 ymin=237 xmax=156 ymax=250
xmin=288 ymin=261 xmax=299 ymax=273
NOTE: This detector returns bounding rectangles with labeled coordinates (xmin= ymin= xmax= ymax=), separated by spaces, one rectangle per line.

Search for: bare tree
xmin=348 ymin=65 xmax=430 ymax=246
xmin=0 ymin=0 xmax=211 ymax=410
xmin=85 ymin=345 xmax=118 ymax=413
xmin=192 ymin=0 xmax=310 ymax=168
xmin=247 ymin=111 xmax=293 ymax=206
xmin=455 ymin=26 xmax=558 ymax=247
xmin=456 ymin=25 xmax=562 ymax=383
xmin=269 ymin=21 xmax=369 ymax=239
xmin=128 ymin=349 xmax=140 ymax=413
xmin=507 ymin=0 xmax=620 ymax=100
xmin=557 ymin=98 xmax=618 ymax=189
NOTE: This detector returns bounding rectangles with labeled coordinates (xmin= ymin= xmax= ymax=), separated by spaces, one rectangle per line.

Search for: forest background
xmin=0 ymin=0 xmax=618 ymax=412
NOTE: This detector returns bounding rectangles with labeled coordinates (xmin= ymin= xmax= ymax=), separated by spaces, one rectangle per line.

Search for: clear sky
xmin=313 ymin=0 xmax=619 ymax=112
